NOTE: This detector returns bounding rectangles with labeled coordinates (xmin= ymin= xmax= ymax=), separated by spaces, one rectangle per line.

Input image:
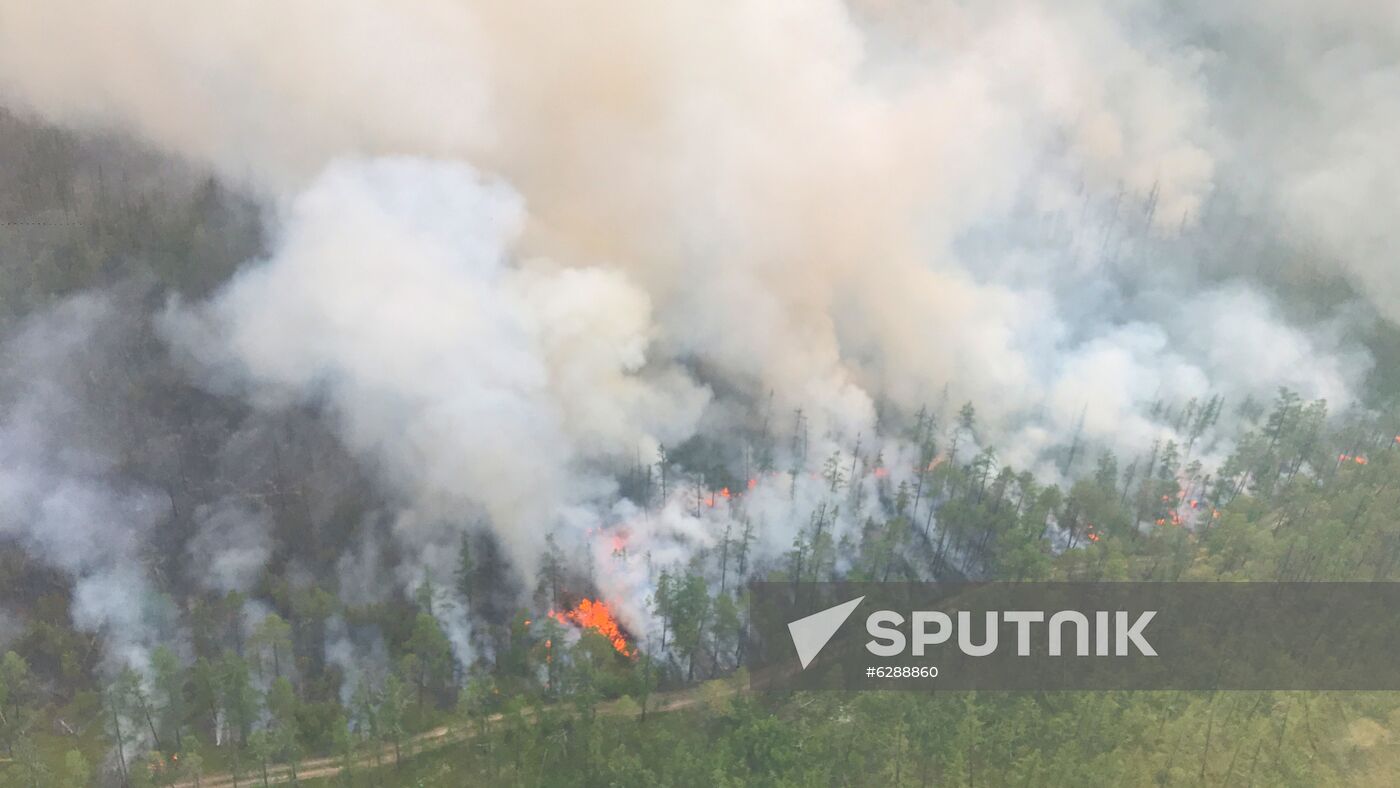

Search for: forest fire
xmin=549 ymin=598 xmax=634 ymax=656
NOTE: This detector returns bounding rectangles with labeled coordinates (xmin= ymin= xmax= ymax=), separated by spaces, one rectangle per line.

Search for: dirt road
xmin=170 ymin=690 xmax=708 ymax=788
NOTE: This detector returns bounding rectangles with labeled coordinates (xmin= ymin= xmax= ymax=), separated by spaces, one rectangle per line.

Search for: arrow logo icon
xmin=787 ymin=596 xmax=864 ymax=669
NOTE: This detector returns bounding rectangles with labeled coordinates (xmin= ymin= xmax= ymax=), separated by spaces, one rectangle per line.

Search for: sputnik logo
xmin=788 ymin=596 xmax=864 ymax=669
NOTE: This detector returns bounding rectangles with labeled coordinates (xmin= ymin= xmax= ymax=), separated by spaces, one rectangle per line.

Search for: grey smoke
xmin=0 ymin=294 xmax=171 ymax=670
xmin=187 ymin=500 xmax=273 ymax=594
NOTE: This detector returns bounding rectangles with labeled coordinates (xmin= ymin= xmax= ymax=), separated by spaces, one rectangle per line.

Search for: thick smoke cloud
xmin=0 ymin=1 xmax=1377 ymax=436
xmin=0 ymin=1 xmax=1394 ymax=649
xmin=165 ymin=158 xmax=709 ymax=579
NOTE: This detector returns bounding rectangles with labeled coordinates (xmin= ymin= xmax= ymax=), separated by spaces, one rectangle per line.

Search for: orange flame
xmin=549 ymin=598 xmax=633 ymax=656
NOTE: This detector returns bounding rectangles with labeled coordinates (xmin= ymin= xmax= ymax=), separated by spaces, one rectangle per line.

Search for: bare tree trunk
xmin=110 ymin=695 xmax=130 ymax=787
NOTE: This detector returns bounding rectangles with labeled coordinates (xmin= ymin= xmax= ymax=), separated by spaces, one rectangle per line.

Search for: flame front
xmin=550 ymin=598 xmax=634 ymax=656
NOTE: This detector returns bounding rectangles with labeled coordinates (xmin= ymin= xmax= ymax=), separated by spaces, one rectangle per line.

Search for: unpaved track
xmin=170 ymin=691 xmax=708 ymax=788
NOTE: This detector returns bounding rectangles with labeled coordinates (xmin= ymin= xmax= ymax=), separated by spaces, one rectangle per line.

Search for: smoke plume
xmin=0 ymin=0 xmax=1396 ymax=646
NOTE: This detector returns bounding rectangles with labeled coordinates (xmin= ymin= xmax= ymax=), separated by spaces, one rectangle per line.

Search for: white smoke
xmin=0 ymin=0 xmax=1395 ymax=659
xmin=0 ymin=295 xmax=171 ymax=671
xmin=164 ymin=157 xmax=708 ymax=581
xmin=186 ymin=500 xmax=274 ymax=594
